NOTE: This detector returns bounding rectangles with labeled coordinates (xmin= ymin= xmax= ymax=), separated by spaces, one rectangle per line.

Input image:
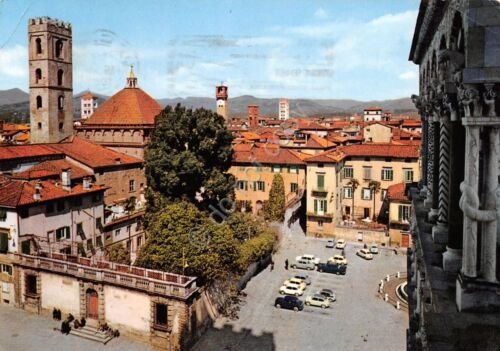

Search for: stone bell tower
xmin=215 ymin=83 xmax=228 ymax=121
xmin=28 ymin=17 xmax=73 ymax=144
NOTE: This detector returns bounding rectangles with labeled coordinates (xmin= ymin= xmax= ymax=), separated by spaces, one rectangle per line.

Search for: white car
xmin=283 ymin=278 xmax=307 ymax=291
xmin=369 ymin=244 xmax=379 ymax=254
xmin=357 ymin=249 xmax=374 ymax=260
xmin=326 ymin=239 xmax=335 ymax=248
xmin=336 ymin=239 xmax=346 ymax=249
xmin=279 ymin=284 xmax=305 ymax=296
xmin=328 ymin=254 xmax=348 ymax=265
xmin=305 ymin=294 xmax=330 ymax=309
xmin=295 ymin=254 xmax=321 ymax=265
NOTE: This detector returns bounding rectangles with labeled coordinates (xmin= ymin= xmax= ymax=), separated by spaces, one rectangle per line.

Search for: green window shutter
xmin=317 ymin=174 xmax=324 ymax=189
xmin=314 ymin=200 xmax=318 ymax=213
xmin=324 ymin=201 xmax=328 ymax=214
xmin=0 ymin=233 xmax=8 ymax=253
xmin=21 ymin=240 xmax=30 ymax=254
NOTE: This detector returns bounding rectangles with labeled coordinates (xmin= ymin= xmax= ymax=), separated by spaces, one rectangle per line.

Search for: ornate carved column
xmin=428 ymin=116 xmax=440 ymax=223
xmin=420 ymin=118 xmax=429 ymax=196
xmin=424 ymin=118 xmax=435 ymax=210
xmin=432 ymin=111 xmax=451 ymax=243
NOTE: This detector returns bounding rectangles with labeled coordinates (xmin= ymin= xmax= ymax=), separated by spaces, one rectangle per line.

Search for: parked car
xmin=283 ymin=278 xmax=307 ymax=291
xmin=292 ymin=273 xmax=312 ymax=285
xmin=305 ymin=294 xmax=330 ymax=309
xmin=369 ymin=244 xmax=379 ymax=254
xmin=336 ymin=239 xmax=346 ymax=249
xmin=328 ymin=254 xmax=348 ymax=265
xmin=279 ymin=283 xmax=305 ymax=296
xmin=317 ymin=288 xmax=336 ymax=302
xmin=290 ymin=259 xmax=316 ymax=271
xmin=317 ymin=261 xmax=347 ymax=275
xmin=357 ymin=249 xmax=374 ymax=260
xmin=326 ymin=239 xmax=335 ymax=248
xmin=274 ymin=295 xmax=304 ymax=311
xmin=295 ymin=254 xmax=321 ymax=265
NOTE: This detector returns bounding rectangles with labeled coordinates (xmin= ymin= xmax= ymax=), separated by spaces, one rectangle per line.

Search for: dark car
xmin=274 ymin=295 xmax=304 ymax=311
xmin=317 ymin=288 xmax=336 ymax=302
xmin=317 ymin=261 xmax=347 ymax=275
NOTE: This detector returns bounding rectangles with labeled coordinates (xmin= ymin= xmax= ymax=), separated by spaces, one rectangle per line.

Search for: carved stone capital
xmin=483 ymin=83 xmax=497 ymax=117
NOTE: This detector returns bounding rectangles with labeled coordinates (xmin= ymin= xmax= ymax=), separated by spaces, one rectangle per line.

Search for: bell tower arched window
xmin=55 ymin=39 xmax=63 ymax=58
xmin=57 ymin=69 xmax=64 ymax=86
xmin=35 ymin=68 xmax=42 ymax=83
xmin=58 ymin=95 xmax=64 ymax=110
xmin=36 ymin=96 xmax=42 ymax=109
xmin=35 ymin=38 xmax=42 ymax=54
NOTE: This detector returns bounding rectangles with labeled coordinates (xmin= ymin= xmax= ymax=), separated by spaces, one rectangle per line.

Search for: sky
xmin=0 ymin=0 xmax=420 ymax=100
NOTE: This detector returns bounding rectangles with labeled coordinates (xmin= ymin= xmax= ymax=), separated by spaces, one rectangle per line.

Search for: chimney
xmin=33 ymin=187 xmax=41 ymax=201
xmin=61 ymin=168 xmax=71 ymax=190
xmin=248 ymin=105 xmax=259 ymax=128
xmin=115 ymin=157 xmax=121 ymax=165
xmin=83 ymin=177 xmax=92 ymax=190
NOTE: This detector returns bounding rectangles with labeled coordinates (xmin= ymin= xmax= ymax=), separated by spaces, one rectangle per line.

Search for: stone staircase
xmin=69 ymin=325 xmax=115 ymax=344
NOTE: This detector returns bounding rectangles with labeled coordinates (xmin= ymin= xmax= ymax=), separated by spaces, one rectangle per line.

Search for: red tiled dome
xmin=83 ymin=87 xmax=162 ymax=125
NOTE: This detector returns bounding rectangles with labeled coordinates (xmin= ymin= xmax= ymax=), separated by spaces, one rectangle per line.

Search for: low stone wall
xmin=334 ymin=226 xmax=389 ymax=245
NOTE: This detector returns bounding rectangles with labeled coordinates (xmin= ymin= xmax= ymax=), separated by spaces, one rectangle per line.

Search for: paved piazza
xmin=193 ymin=223 xmax=408 ymax=351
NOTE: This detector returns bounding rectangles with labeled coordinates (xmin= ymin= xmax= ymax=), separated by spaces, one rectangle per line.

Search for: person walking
xmin=285 ymin=259 xmax=289 ymax=270
xmin=270 ymin=259 xmax=274 ymax=271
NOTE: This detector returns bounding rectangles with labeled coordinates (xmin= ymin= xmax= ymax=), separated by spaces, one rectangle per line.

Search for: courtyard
xmin=193 ymin=220 xmax=408 ymax=351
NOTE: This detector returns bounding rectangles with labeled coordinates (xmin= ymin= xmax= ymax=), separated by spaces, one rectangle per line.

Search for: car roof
xmin=321 ymin=288 xmax=333 ymax=293
xmin=313 ymin=294 xmax=325 ymax=299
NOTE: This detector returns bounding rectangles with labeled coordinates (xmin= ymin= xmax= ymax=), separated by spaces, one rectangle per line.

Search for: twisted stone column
xmin=420 ymin=119 xmax=429 ymax=196
xmin=428 ymin=118 xmax=440 ymax=223
xmin=424 ymin=119 xmax=434 ymax=209
xmin=432 ymin=115 xmax=451 ymax=243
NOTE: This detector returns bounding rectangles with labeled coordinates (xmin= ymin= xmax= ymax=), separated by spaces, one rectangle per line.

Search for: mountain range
xmin=0 ymin=88 xmax=416 ymax=122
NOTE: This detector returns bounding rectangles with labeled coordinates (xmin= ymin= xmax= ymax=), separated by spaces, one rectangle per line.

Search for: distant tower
xmin=248 ymin=105 xmax=259 ymax=128
xmin=279 ymin=98 xmax=289 ymax=120
xmin=29 ymin=17 xmax=73 ymax=144
xmin=127 ymin=65 xmax=138 ymax=88
xmin=215 ymin=83 xmax=228 ymax=121
xmin=80 ymin=92 xmax=98 ymax=119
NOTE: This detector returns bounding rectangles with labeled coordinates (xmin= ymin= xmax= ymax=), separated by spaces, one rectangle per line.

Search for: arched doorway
xmin=86 ymin=289 xmax=98 ymax=319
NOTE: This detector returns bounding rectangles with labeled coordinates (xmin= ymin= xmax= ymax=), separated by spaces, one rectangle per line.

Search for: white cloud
xmin=314 ymin=8 xmax=328 ymax=20
xmin=236 ymin=36 xmax=287 ymax=47
xmin=0 ymin=45 xmax=27 ymax=78
xmin=399 ymin=70 xmax=418 ymax=80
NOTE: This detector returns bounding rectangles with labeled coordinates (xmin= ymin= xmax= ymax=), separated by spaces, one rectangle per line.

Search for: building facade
xmin=279 ymin=98 xmax=289 ymax=121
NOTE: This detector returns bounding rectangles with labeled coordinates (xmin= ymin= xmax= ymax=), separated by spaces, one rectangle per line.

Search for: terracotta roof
xmin=387 ymin=182 xmax=409 ymax=202
xmin=82 ymin=87 xmax=162 ymax=125
xmin=233 ymin=143 xmax=255 ymax=152
xmin=233 ymin=147 xmax=305 ymax=165
xmin=402 ymin=119 xmax=422 ymax=127
xmin=1 ymin=123 xmax=30 ymax=131
xmin=12 ymin=159 xmax=92 ymax=181
xmin=0 ymin=177 xmax=107 ymax=208
xmin=49 ymin=136 xmax=143 ymax=169
xmin=0 ymin=144 xmax=63 ymax=161
xmin=340 ymin=143 xmax=419 ymax=158
xmin=240 ymin=132 xmax=261 ymax=141
xmin=81 ymin=92 xmax=97 ymax=100
xmin=297 ymin=119 xmax=330 ymax=130
xmin=304 ymin=134 xmax=336 ymax=149
xmin=364 ymin=107 xmax=382 ymax=111
xmin=305 ymin=149 xmax=345 ymax=163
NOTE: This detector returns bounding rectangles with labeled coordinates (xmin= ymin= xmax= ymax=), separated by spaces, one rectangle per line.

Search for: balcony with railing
xmin=11 ymin=252 xmax=198 ymax=300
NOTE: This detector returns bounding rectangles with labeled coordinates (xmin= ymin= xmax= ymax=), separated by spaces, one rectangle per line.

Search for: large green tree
xmin=145 ymin=105 xmax=235 ymax=212
xmin=347 ymin=178 xmax=360 ymax=219
xmin=107 ymin=244 xmax=131 ymax=265
xmin=264 ymin=174 xmax=286 ymax=222
xmin=135 ymin=201 xmax=239 ymax=285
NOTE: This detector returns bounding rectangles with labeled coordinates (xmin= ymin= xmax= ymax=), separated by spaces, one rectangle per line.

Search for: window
xmin=317 ymin=220 xmax=324 ymax=228
xmin=1 ymin=264 xmax=12 ymax=276
xmin=0 ymin=209 xmax=6 ymax=222
xmin=272 ymin=165 xmax=281 ymax=173
xmin=288 ymin=165 xmax=298 ymax=174
xmin=25 ymin=274 xmax=37 ymax=296
xmin=35 ymin=37 xmax=42 ymax=54
xmin=290 ymin=183 xmax=298 ymax=193
xmin=363 ymin=208 xmax=370 ymax=219
xmin=381 ymin=168 xmax=393 ymax=181
xmin=45 ymin=203 xmax=54 ymax=214
xmin=56 ymin=226 xmax=70 ymax=241
xmin=57 ymin=201 xmax=64 ymax=212
xmin=398 ymin=205 xmax=411 ymax=222
xmin=55 ymin=39 xmax=63 ymax=58
xmin=87 ymin=239 xmax=93 ymax=251
xmin=361 ymin=188 xmax=372 ymax=200
xmin=236 ymin=180 xmax=248 ymax=191
xmin=115 ymin=229 xmax=120 ymax=238
xmin=96 ymin=236 xmax=103 ymax=248
xmin=253 ymin=181 xmax=265 ymax=192
xmin=96 ymin=217 xmax=102 ymax=230
xmin=313 ymin=199 xmax=327 ymax=215
xmin=127 ymin=225 xmax=131 ymax=235
xmin=76 ymin=222 xmax=85 ymax=239
xmin=35 ymin=68 xmax=42 ymax=83
xmin=129 ymin=179 xmax=135 ymax=192
xmin=37 ymin=122 xmax=42 ymax=130
xmin=362 ymin=167 xmax=372 ymax=180
xmin=154 ymin=303 xmax=168 ymax=330
xmin=105 ymin=233 xmax=112 ymax=241
xmin=137 ymin=235 xmax=142 ymax=248
xmin=0 ymin=232 xmax=7 ymax=253
xmin=57 ymin=69 xmax=64 ymax=86
xmin=58 ymin=95 xmax=64 ymax=110
xmin=343 ymin=187 xmax=353 ymax=199
xmin=59 ymin=122 xmax=64 ymax=131
xmin=380 ymin=189 xmax=388 ymax=201
xmin=36 ymin=96 xmax=42 ymax=109
xmin=403 ymin=169 xmax=414 ymax=183
xmin=343 ymin=166 xmax=353 ymax=179
xmin=316 ymin=174 xmax=325 ymax=190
